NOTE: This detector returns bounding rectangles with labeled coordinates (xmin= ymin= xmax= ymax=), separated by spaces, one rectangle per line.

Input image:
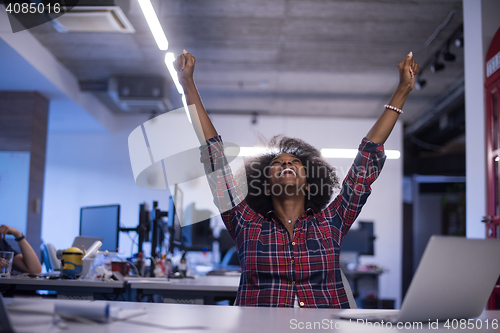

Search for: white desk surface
xmin=5 ymin=298 xmax=500 ymax=333
xmin=0 ymin=276 xmax=125 ymax=288
xmin=126 ymin=275 xmax=240 ymax=292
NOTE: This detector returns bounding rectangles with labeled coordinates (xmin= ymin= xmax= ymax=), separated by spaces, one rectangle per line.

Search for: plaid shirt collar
xmin=266 ymin=208 xmax=315 ymax=220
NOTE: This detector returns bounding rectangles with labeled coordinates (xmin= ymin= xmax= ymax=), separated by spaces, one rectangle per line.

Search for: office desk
xmin=0 ymin=276 xmax=126 ymax=300
xmin=5 ymin=298 xmax=500 ymax=333
xmin=126 ymin=275 xmax=240 ymax=304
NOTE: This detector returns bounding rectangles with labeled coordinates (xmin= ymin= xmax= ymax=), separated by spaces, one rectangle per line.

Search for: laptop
xmin=340 ymin=236 xmax=500 ymax=323
xmin=72 ymin=236 xmax=102 ymax=252
xmin=0 ymin=294 xmax=15 ymax=333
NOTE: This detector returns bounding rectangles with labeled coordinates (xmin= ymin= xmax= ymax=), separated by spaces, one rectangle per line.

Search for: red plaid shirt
xmin=201 ymin=136 xmax=386 ymax=308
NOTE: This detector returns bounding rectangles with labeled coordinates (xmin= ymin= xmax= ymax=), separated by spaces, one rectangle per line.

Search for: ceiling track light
xmin=443 ymin=43 xmax=456 ymax=62
xmin=430 ymin=61 xmax=445 ymax=73
xmin=414 ymin=24 xmax=462 ymax=87
xmin=415 ymin=76 xmax=427 ymax=90
xmin=430 ymin=52 xmax=445 ymax=73
xmin=443 ymin=51 xmax=456 ymax=62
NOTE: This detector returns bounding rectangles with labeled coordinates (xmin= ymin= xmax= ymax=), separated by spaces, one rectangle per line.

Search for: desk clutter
xmin=41 ymin=198 xmax=241 ymax=283
xmin=9 ymin=197 xmax=243 ymax=305
xmin=0 ymin=273 xmax=240 ymax=306
xmin=3 ymin=296 xmax=205 ymax=332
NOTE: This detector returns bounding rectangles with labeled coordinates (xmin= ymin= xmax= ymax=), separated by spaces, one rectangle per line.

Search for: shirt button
xmin=290 ymin=259 xmax=294 ymax=264
xmin=292 ymin=281 xmax=295 ymax=285
xmin=299 ymin=301 xmax=305 ymax=307
xmin=295 ymin=228 xmax=298 ymax=231
xmin=292 ymin=242 xmax=296 ymax=245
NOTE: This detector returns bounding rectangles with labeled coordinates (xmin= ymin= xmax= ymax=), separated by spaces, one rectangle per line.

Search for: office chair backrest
xmin=340 ymin=268 xmax=357 ymax=309
xmin=41 ymin=243 xmax=60 ymax=271
xmin=220 ymin=246 xmax=240 ymax=267
xmin=218 ymin=229 xmax=236 ymax=260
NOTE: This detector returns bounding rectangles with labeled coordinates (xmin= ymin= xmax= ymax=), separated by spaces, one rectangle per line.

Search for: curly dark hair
xmin=239 ymin=136 xmax=340 ymax=216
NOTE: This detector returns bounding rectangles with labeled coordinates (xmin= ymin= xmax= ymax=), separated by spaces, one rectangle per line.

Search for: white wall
xmin=42 ymin=111 xmax=403 ymax=306
xmin=0 ymin=152 xmax=30 ymax=236
xmin=41 ymin=114 xmax=167 ymax=255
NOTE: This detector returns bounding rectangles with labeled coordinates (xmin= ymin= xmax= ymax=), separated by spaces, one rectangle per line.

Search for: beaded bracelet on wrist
xmin=384 ymin=104 xmax=403 ymax=114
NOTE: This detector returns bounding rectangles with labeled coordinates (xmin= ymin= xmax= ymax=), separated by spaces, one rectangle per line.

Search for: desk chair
xmin=220 ymin=246 xmax=240 ymax=267
xmin=340 ymin=268 xmax=357 ymax=309
xmin=217 ymin=229 xmax=236 ymax=261
xmin=41 ymin=243 xmax=61 ymax=271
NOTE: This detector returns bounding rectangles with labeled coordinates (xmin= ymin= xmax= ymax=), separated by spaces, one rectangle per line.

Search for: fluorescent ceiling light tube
xmin=181 ymin=94 xmax=191 ymax=123
xmin=227 ymin=147 xmax=400 ymax=159
xmin=321 ymin=148 xmax=401 ymax=160
xmin=225 ymin=147 xmax=278 ymax=157
xmin=165 ymin=53 xmax=190 ymax=121
xmin=320 ymin=148 xmax=358 ymax=159
xmin=385 ymin=150 xmax=401 ymax=160
xmin=165 ymin=53 xmax=184 ymax=95
xmin=138 ymin=0 xmax=168 ymax=50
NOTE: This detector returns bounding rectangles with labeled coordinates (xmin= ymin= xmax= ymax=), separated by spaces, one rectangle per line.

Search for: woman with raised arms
xmin=174 ymin=50 xmax=419 ymax=308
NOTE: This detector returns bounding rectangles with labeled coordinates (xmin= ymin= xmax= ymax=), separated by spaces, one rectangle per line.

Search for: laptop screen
xmin=0 ymin=294 xmax=14 ymax=333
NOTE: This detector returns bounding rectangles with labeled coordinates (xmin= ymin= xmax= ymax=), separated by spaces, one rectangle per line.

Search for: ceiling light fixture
xmin=443 ymin=43 xmax=456 ymax=62
xmin=414 ymin=77 xmax=427 ymax=90
xmin=320 ymin=148 xmax=400 ymax=159
xmin=430 ymin=61 xmax=445 ymax=73
xmin=164 ymin=53 xmax=183 ymax=95
xmin=443 ymin=51 xmax=456 ymax=62
xmin=225 ymin=147 xmax=400 ymax=159
xmin=138 ymin=0 xmax=169 ymax=50
xmin=321 ymin=149 xmax=401 ymax=160
xmin=164 ymin=52 xmax=192 ymax=122
xmin=430 ymin=53 xmax=445 ymax=73
xmin=411 ymin=25 xmax=462 ymax=91
xmin=225 ymin=147 xmax=278 ymax=157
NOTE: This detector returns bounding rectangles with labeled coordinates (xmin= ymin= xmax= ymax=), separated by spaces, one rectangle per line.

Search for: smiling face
xmin=267 ymin=153 xmax=308 ymax=195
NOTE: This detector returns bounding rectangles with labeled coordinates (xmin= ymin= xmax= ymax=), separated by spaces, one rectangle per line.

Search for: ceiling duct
xmin=52 ymin=1 xmax=135 ymax=33
xmin=108 ymin=76 xmax=172 ymax=113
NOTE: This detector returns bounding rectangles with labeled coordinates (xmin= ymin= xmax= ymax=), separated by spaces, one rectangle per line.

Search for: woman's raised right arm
xmin=174 ymin=50 xmax=218 ymax=143
xmin=174 ymin=50 xmax=254 ymax=237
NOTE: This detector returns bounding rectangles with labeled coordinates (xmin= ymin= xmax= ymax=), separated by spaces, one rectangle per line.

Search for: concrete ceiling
xmin=28 ymin=0 xmax=464 ymax=125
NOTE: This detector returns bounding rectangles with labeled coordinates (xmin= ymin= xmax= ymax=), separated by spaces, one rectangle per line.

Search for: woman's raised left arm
xmin=365 ymin=52 xmax=420 ymax=144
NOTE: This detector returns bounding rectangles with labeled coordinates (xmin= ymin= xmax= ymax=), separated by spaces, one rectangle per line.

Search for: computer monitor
xmin=341 ymin=221 xmax=375 ymax=255
xmin=168 ymin=195 xmax=181 ymax=252
xmin=179 ymin=202 xmax=213 ymax=252
xmin=181 ymin=218 xmax=213 ymax=252
xmin=166 ymin=195 xmax=213 ymax=253
xmin=79 ymin=204 xmax=120 ymax=252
